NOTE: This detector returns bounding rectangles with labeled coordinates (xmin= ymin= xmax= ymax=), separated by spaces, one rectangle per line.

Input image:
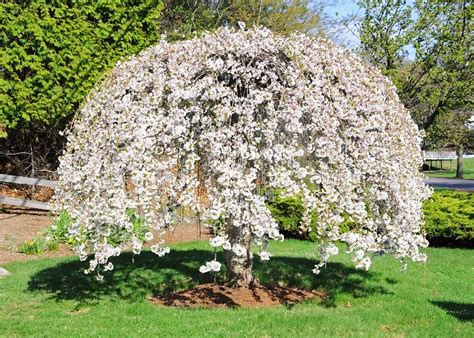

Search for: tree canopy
xmin=56 ymin=27 xmax=430 ymax=285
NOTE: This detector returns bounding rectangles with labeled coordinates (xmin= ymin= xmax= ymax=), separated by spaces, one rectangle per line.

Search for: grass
xmin=424 ymin=157 xmax=474 ymax=179
xmin=0 ymin=240 xmax=472 ymax=337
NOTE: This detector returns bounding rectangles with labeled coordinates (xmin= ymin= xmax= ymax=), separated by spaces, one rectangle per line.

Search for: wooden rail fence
xmin=0 ymin=174 xmax=57 ymax=211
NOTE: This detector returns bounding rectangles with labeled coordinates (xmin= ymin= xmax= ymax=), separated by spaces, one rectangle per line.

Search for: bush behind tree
xmin=423 ymin=190 xmax=474 ymax=247
xmin=269 ymin=190 xmax=473 ymax=247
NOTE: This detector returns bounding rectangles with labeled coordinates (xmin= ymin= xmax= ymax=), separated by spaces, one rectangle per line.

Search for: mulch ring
xmin=150 ymin=283 xmax=327 ymax=308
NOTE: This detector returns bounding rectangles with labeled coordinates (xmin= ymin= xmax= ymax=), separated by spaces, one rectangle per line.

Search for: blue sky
xmin=323 ymin=1 xmax=364 ymax=49
xmin=322 ymin=1 xmax=416 ymax=59
xmin=324 ymin=1 xmax=361 ymax=21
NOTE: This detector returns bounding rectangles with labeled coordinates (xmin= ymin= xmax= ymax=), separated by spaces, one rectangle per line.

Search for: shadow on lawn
xmin=431 ymin=301 xmax=474 ymax=322
xmin=27 ymin=249 xmax=391 ymax=306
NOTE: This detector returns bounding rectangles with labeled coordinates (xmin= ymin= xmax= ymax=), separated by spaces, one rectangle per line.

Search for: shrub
xmin=0 ymin=0 xmax=164 ymax=176
xmin=46 ymin=209 xmax=149 ymax=247
xmin=423 ymin=190 xmax=474 ymax=247
xmin=268 ymin=189 xmax=473 ymax=247
xmin=0 ymin=0 xmax=164 ymax=135
xmin=266 ymin=191 xmax=318 ymax=241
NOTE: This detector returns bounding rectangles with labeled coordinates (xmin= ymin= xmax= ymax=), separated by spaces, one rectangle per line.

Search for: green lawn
xmin=0 ymin=240 xmax=472 ymax=337
xmin=424 ymin=157 xmax=474 ymax=179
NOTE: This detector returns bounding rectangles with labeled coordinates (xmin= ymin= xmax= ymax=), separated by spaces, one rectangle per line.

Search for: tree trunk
xmin=223 ymin=221 xmax=255 ymax=288
xmin=456 ymin=144 xmax=464 ymax=178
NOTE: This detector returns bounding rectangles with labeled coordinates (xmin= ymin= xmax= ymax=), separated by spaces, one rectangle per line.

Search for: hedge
xmin=423 ymin=190 xmax=473 ymax=247
xmin=0 ymin=0 xmax=164 ymax=136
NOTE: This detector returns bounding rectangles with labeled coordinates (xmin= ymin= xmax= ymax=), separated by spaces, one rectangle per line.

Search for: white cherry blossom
xmin=55 ymin=26 xmax=430 ymax=281
xmin=232 ymin=244 xmax=247 ymax=257
xmin=199 ymin=260 xmax=222 ymax=273
xmin=259 ymin=251 xmax=272 ymax=261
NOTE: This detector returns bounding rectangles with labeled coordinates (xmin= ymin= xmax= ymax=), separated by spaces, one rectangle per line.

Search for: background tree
xmin=161 ymin=0 xmax=326 ymax=39
xmin=357 ymin=0 xmax=473 ymax=175
xmin=56 ymin=27 xmax=429 ymax=286
xmin=425 ymin=110 xmax=473 ymax=178
xmin=0 ymin=0 xmax=164 ymax=176
xmin=358 ymin=0 xmax=414 ymax=78
xmin=159 ymin=0 xmax=220 ymax=41
xmin=222 ymin=0 xmax=325 ymax=35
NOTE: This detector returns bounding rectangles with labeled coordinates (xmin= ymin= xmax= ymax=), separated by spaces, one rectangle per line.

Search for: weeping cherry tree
xmin=55 ymin=26 xmax=431 ymax=287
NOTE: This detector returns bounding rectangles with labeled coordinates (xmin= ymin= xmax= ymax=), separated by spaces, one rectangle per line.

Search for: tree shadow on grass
xmin=254 ymin=257 xmax=392 ymax=307
xmin=27 ymin=249 xmax=391 ymax=307
xmin=431 ymin=301 xmax=474 ymax=322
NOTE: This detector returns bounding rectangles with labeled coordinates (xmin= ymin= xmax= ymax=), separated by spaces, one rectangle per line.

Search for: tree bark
xmin=456 ymin=144 xmax=464 ymax=178
xmin=223 ymin=220 xmax=255 ymax=288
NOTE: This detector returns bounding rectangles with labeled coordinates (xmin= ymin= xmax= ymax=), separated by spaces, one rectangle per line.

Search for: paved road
xmin=425 ymin=177 xmax=474 ymax=192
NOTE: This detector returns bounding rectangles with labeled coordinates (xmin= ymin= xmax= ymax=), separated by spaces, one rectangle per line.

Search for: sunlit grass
xmin=424 ymin=157 xmax=474 ymax=179
xmin=0 ymin=240 xmax=472 ymax=336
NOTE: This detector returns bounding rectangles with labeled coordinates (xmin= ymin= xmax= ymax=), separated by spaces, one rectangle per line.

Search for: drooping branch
xmin=56 ymin=27 xmax=430 ymax=283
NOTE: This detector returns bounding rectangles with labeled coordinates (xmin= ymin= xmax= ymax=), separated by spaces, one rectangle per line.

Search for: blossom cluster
xmin=55 ymin=26 xmax=431 ymax=279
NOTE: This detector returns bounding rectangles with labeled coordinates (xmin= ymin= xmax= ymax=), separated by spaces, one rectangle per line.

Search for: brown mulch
xmin=151 ymin=283 xmax=326 ymax=308
xmin=0 ymin=210 xmax=57 ymax=264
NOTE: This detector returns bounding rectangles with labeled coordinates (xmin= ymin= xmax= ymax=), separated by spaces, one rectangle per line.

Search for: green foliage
xmin=47 ymin=209 xmax=149 ymax=247
xmin=0 ymin=0 xmax=163 ymax=135
xmin=47 ymin=210 xmax=72 ymax=244
xmin=358 ymin=0 xmax=415 ymax=76
xmin=18 ymin=237 xmax=47 ymax=255
xmin=358 ymin=0 xmax=473 ymax=145
xmin=161 ymin=0 xmax=325 ymax=41
xmin=266 ymin=190 xmax=318 ymax=241
xmin=423 ymin=190 xmax=474 ymax=245
xmin=425 ymin=111 xmax=472 ymax=154
xmin=223 ymin=0 xmax=324 ymax=35
xmin=106 ymin=210 xmax=149 ymax=246
xmin=161 ymin=0 xmax=219 ymax=41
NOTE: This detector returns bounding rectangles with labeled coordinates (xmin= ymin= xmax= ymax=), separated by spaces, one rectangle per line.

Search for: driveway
xmin=425 ymin=177 xmax=474 ymax=192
